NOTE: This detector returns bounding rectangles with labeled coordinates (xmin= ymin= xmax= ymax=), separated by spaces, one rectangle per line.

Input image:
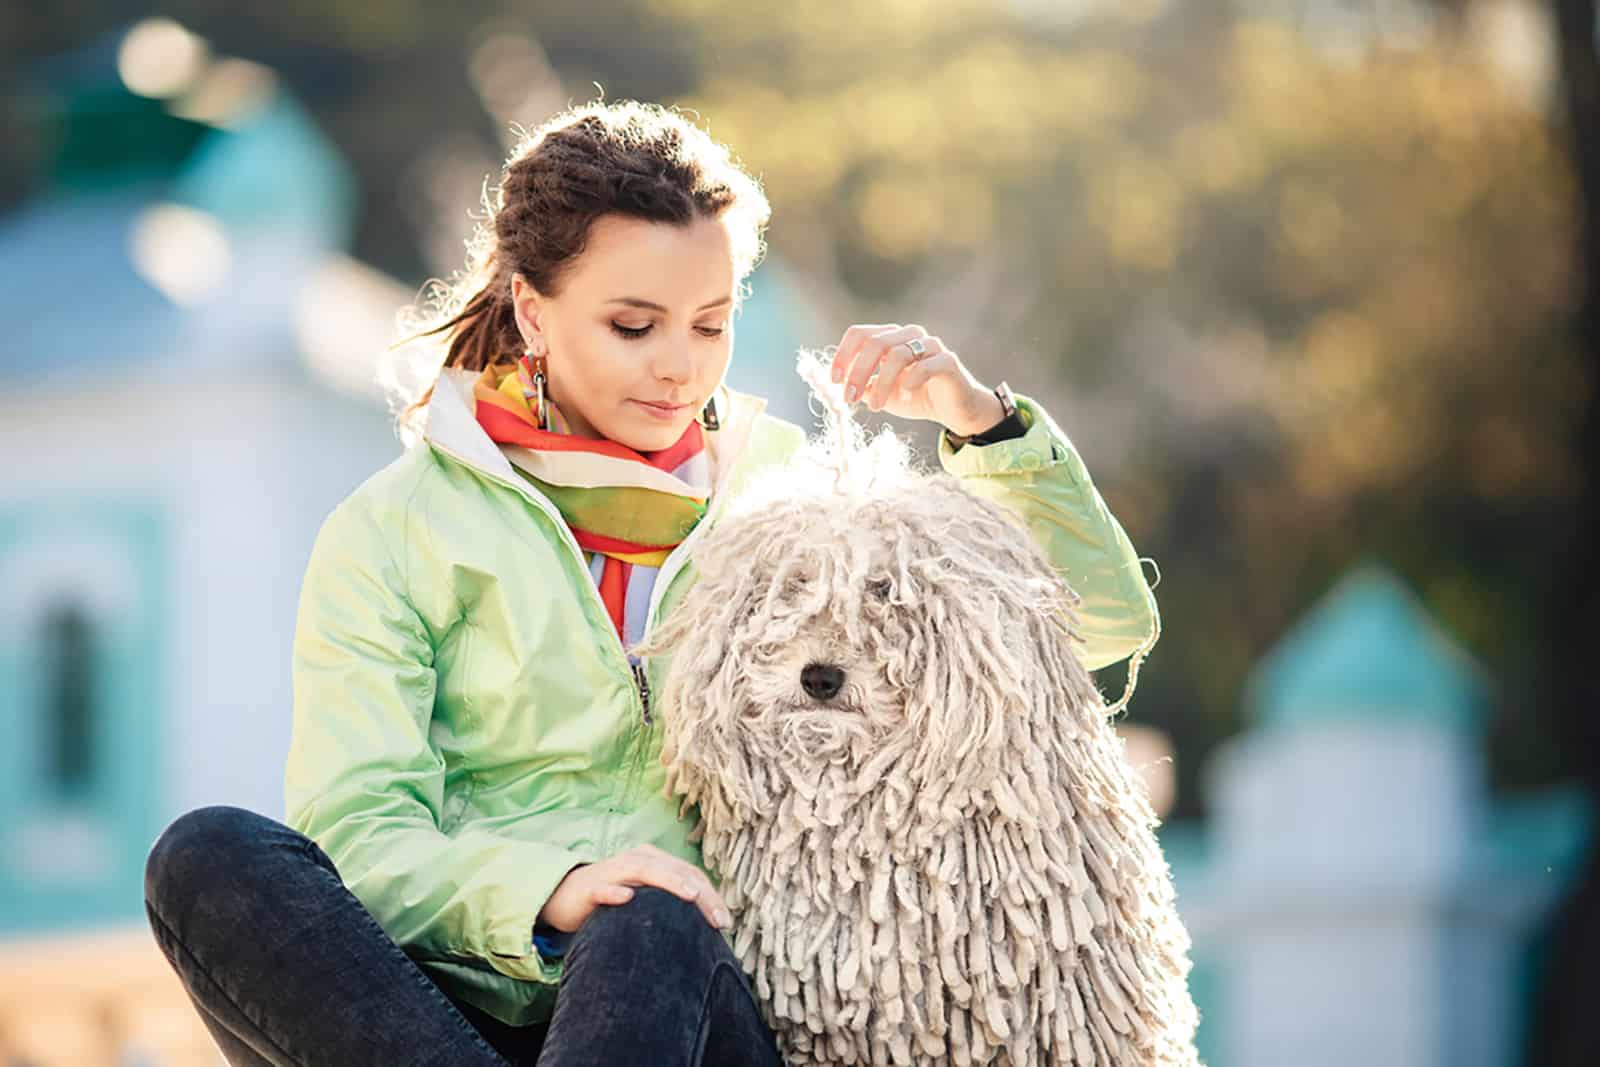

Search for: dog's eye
xmin=867 ymin=577 xmax=892 ymax=601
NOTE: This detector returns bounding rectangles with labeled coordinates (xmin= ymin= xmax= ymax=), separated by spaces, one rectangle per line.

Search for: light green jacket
xmin=283 ymin=368 xmax=1159 ymax=1026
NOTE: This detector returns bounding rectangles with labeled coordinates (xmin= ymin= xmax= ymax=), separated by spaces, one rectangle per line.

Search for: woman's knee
xmin=574 ymin=885 xmax=730 ymax=965
xmin=144 ymin=805 xmax=312 ymax=922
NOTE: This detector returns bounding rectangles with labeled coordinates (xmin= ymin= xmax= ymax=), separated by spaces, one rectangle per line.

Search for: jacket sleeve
xmin=283 ymin=491 xmax=583 ymax=984
xmin=938 ymin=391 xmax=1161 ymax=711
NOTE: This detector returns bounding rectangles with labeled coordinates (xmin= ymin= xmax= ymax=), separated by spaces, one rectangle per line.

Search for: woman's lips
xmin=633 ymin=399 xmax=688 ymax=418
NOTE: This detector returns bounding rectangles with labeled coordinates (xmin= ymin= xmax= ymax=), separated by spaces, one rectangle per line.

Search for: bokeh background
xmin=1 ymin=1 xmax=1596 ymax=1064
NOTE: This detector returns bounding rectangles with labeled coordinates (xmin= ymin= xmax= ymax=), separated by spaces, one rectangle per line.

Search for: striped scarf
xmin=472 ymin=361 xmax=712 ymax=648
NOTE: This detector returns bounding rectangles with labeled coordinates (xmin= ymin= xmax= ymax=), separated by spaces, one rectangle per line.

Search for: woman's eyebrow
xmin=606 ymin=295 xmax=733 ymax=312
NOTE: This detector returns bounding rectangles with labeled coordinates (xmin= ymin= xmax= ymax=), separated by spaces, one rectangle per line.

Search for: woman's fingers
xmin=835 ymin=324 xmax=929 ymax=406
xmin=604 ymin=848 xmax=731 ymax=929
xmin=865 ymin=336 xmax=945 ymax=411
xmin=591 ymin=882 xmax=634 ymax=907
xmin=830 ymin=323 xmax=900 ymax=387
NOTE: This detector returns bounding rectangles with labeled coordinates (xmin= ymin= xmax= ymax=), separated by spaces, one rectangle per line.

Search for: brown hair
xmin=388 ymin=99 xmax=771 ymax=440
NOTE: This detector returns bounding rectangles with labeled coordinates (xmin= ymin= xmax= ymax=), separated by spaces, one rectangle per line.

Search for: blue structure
xmin=1159 ymin=559 xmax=1590 ymax=1066
xmin=0 ymin=25 xmax=369 ymax=939
xmin=1246 ymin=559 xmax=1492 ymax=733
xmin=0 ymin=500 xmax=168 ymax=931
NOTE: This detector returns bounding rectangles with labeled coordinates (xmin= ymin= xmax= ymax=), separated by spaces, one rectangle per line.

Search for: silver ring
xmin=901 ymin=338 xmax=928 ymax=359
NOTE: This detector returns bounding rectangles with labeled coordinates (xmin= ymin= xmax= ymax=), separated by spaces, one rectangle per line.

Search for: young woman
xmin=142 ymin=99 xmax=1160 ymax=1066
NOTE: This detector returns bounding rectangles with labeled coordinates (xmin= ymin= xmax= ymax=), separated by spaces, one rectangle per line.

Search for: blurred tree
xmin=644 ymin=0 xmax=1586 ymax=819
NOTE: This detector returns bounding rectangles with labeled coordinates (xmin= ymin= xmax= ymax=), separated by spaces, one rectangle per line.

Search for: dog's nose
xmin=800 ymin=662 xmax=846 ymax=701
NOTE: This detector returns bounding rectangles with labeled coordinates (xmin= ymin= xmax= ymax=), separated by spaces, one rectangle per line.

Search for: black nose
xmin=800 ymin=662 xmax=846 ymax=701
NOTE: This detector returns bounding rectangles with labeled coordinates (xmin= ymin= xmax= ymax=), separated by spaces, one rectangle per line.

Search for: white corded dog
xmin=630 ymin=354 xmax=1201 ymax=1066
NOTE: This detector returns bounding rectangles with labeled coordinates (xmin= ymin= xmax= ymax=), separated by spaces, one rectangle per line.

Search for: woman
xmin=142 ymin=99 xmax=1160 ymax=1066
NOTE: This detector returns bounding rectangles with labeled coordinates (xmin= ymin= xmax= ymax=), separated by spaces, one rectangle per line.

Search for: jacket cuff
xmin=945 ymin=402 xmax=1028 ymax=448
xmin=938 ymin=393 xmax=1082 ymax=485
xmin=482 ymin=850 xmax=588 ymax=983
xmin=532 ymin=920 xmax=574 ymax=959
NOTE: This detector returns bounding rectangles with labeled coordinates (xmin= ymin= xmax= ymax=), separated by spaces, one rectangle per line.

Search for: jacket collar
xmin=421 ymin=367 xmax=774 ymax=510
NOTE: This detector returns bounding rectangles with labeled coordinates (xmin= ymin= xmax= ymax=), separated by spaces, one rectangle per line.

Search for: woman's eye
xmin=608 ymin=322 xmax=726 ymax=340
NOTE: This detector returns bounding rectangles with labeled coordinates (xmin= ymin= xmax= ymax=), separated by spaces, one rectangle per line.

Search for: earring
xmin=517 ymin=343 xmax=549 ymax=430
xmin=699 ymin=393 xmax=720 ymax=431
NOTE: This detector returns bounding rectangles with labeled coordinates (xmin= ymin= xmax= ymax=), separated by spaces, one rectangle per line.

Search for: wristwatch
xmin=945 ymin=380 xmax=1025 ymax=447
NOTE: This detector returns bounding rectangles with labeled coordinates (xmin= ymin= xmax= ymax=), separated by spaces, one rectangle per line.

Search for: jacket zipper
xmin=631 ymin=659 xmax=653 ymax=725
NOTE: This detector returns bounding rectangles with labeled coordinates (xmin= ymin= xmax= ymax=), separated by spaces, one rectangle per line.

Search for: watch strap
xmin=947 ymin=381 xmax=1025 ymax=447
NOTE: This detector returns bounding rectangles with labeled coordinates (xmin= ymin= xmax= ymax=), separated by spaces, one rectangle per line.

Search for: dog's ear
xmin=625 ymin=517 xmax=783 ymax=822
xmin=892 ymin=571 xmax=1059 ymax=793
xmin=627 ymin=542 xmax=763 ymax=689
xmin=886 ymin=479 xmax=1099 ymax=811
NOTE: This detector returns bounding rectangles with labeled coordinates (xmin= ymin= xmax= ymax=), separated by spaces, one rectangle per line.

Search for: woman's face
xmin=511 ymin=212 xmax=737 ymax=452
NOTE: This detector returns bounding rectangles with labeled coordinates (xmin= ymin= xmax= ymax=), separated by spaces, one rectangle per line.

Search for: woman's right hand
xmin=538 ymin=843 xmax=732 ymax=934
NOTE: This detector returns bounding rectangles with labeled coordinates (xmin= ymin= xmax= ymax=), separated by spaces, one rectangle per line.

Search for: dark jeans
xmin=143 ymin=805 xmax=784 ymax=1066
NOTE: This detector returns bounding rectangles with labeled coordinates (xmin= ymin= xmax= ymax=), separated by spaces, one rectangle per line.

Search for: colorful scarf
xmin=472 ymin=361 xmax=713 ymax=645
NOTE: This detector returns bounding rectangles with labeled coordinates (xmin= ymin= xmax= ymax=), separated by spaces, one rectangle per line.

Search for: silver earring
xmin=517 ymin=345 xmax=549 ymax=431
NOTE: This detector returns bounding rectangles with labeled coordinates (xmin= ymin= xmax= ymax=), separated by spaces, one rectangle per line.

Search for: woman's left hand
xmin=828 ymin=323 xmax=1006 ymax=437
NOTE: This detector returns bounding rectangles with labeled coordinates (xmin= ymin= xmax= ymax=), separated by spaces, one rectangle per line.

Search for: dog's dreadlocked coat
xmin=629 ymin=364 xmax=1202 ymax=1067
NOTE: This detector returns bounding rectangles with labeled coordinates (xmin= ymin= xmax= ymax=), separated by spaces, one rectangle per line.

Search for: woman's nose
xmin=801 ymin=662 xmax=846 ymax=701
xmin=652 ymin=343 xmax=695 ymax=383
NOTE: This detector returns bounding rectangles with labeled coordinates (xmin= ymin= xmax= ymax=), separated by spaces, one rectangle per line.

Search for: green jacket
xmin=283 ymin=368 xmax=1159 ymax=1027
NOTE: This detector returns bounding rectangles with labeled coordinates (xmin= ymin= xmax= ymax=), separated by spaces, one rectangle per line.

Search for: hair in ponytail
xmin=385 ymin=98 xmax=771 ymax=444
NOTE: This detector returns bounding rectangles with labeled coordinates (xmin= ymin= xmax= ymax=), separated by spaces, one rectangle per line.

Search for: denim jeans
xmin=143 ymin=805 xmax=784 ymax=1066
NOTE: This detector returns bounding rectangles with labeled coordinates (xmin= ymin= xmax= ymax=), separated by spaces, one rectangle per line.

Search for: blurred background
xmin=1 ymin=1 xmax=1595 ymax=1064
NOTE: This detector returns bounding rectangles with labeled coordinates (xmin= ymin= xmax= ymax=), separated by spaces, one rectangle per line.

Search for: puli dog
xmin=628 ymin=357 xmax=1201 ymax=1067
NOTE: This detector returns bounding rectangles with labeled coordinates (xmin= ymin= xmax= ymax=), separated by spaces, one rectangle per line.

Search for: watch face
xmin=996 ymin=382 xmax=1017 ymax=418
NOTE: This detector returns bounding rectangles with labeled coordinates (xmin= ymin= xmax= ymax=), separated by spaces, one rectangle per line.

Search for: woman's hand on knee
xmin=538 ymin=844 xmax=731 ymax=934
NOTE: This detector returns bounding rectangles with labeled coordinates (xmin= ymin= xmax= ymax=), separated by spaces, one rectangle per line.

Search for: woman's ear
xmin=509 ymin=272 xmax=545 ymax=345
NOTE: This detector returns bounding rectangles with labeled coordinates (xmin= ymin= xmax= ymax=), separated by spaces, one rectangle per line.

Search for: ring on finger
xmin=899 ymin=337 xmax=929 ymax=360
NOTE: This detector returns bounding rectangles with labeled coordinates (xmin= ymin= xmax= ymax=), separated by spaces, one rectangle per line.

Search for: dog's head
xmin=629 ymin=446 xmax=1104 ymax=838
